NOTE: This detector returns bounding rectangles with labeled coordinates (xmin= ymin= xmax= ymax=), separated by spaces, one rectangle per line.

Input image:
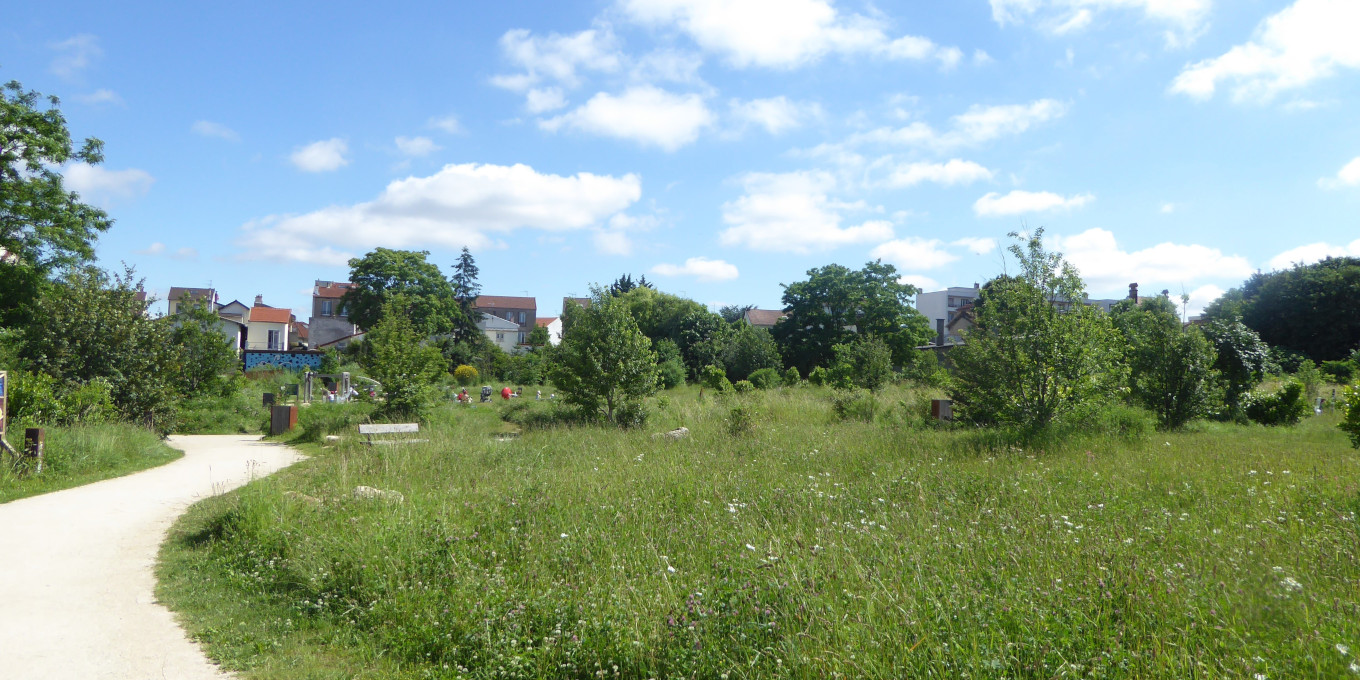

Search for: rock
xmin=352 ymin=485 xmax=405 ymax=503
xmin=324 ymin=435 xmax=341 ymax=443
xmin=283 ymin=491 xmax=323 ymax=506
xmin=656 ymin=426 xmax=689 ymax=440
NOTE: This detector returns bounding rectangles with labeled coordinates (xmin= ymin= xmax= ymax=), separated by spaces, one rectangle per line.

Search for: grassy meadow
xmin=158 ymin=385 xmax=1360 ymax=679
xmin=0 ymin=423 xmax=183 ymax=503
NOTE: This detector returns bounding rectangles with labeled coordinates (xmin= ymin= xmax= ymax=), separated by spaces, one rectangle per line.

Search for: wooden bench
xmin=358 ymin=423 xmax=428 ymax=446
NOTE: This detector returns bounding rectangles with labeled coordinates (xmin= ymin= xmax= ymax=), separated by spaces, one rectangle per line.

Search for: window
xmin=518 ymin=311 xmax=525 ymax=324
xmin=267 ymin=329 xmax=281 ymax=350
xmin=496 ymin=333 xmax=504 ymax=341
xmin=321 ymin=300 xmax=333 ymax=317
xmin=518 ymin=331 xmax=525 ymax=344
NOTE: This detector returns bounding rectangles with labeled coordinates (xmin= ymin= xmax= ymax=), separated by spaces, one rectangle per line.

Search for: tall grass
xmin=160 ymin=385 xmax=1360 ymax=678
xmin=0 ymin=423 xmax=182 ymax=503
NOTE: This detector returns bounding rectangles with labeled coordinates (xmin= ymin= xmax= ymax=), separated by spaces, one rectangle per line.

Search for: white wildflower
xmin=1338 ymin=643 xmax=1350 ymax=656
xmin=1280 ymin=576 xmax=1303 ymax=592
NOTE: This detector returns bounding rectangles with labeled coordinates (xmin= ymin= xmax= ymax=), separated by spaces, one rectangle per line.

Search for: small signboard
xmin=0 ymin=370 xmax=8 ymax=438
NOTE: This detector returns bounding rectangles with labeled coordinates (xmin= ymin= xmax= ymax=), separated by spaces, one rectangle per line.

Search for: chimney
xmin=1128 ymin=283 xmax=1139 ymax=301
xmin=255 ymin=294 xmax=264 ymax=306
xmin=974 ymin=282 xmax=979 ymax=290
xmin=936 ymin=318 xmax=945 ymax=347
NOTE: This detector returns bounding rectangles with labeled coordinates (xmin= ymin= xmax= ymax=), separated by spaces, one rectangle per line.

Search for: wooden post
xmin=24 ymin=427 xmax=44 ymax=475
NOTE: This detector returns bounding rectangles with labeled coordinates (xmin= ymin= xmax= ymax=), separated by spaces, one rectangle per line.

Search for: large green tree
xmin=343 ymin=248 xmax=461 ymax=335
xmin=1111 ymin=296 xmax=1217 ymax=429
xmin=1202 ymin=318 xmax=1269 ymax=419
xmin=1205 ymin=257 xmax=1360 ymax=361
xmin=362 ymin=295 xmax=447 ymax=419
xmin=549 ymin=291 xmax=657 ymax=425
xmin=949 ymin=230 xmax=1123 ymax=430
xmin=1 ymin=81 xmax=114 ymax=327
xmin=450 ymin=246 xmax=482 ymax=343
xmin=772 ymin=261 xmax=930 ymax=375
xmin=170 ymin=301 xmax=240 ymax=396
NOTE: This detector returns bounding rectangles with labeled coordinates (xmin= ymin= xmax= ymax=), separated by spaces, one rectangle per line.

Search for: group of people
xmin=454 ymin=386 xmax=556 ymax=404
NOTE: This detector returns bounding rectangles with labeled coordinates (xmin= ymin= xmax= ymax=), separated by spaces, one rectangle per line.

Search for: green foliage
xmin=1320 ymin=360 xmax=1355 ymax=384
xmin=548 ymin=291 xmax=658 ymax=425
xmin=717 ymin=304 xmax=754 ymax=324
xmin=830 ymin=388 xmax=878 ymax=422
xmin=747 ymin=367 xmax=780 ymax=390
xmin=726 ymin=405 xmax=754 ymax=436
xmin=721 ymin=323 xmax=781 ymax=382
xmin=7 ymin=371 xmax=115 ymax=426
xmin=295 ymin=401 xmax=375 ymax=443
xmin=950 ymin=230 xmax=1123 ymax=431
xmin=453 ymin=364 xmax=479 ymax=386
xmin=0 ymin=80 xmax=113 ymax=328
xmin=831 ymin=334 xmax=894 ymax=392
xmin=1111 ymin=298 xmax=1217 ymax=429
xmin=608 ymin=273 xmax=652 ymax=296
xmin=526 ymin=325 xmax=550 ymax=347
xmin=170 ymin=301 xmax=239 ymax=396
xmin=501 ymin=351 xmax=550 ymax=386
xmin=318 ymin=348 xmax=341 ymax=374
xmin=773 ymin=260 xmax=930 ymax=375
xmin=783 ymin=366 xmax=801 ymax=387
xmin=1208 ymin=257 xmax=1360 ymax=362
xmin=1203 ymin=319 xmax=1269 ymax=418
xmin=732 ymin=379 xmax=754 ymax=393
xmin=19 ymin=266 xmax=180 ymax=433
xmin=1 ymin=424 xmax=180 ymax=503
xmin=449 ymin=246 xmax=481 ymax=344
xmin=1243 ymin=381 xmax=1309 ymax=426
xmin=1267 ymin=346 xmax=1310 ymax=375
xmin=657 ymin=359 xmax=687 ymax=390
xmin=501 ymin=400 xmax=588 ymax=430
xmin=807 ymin=365 xmax=829 ymax=386
xmin=360 ymin=296 xmax=446 ymax=420
xmin=343 ymin=248 xmax=460 ymax=335
xmin=1294 ymin=360 xmax=1323 ymax=402
xmin=700 ymin=364 xmax=732 ymax=393
xmin=1341 ymin=385 xmax=1360 ymax=448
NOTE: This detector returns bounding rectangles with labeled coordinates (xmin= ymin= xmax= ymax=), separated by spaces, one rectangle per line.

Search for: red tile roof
xmin=535 ymin=317 xmax=557 ymax=327
xmin=475 ymin=295 xmax=536 ymax=309
xmin=314 ymin=282 xmax=354 ymax=299
xmin=250 ymin=306 xmax=293 ymax=324
xmin=744 ymin=309 xmax=786 ymax=326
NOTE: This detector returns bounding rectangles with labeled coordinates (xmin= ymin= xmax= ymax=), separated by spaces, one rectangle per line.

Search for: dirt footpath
xmin=0 ymin=435 xmax=302 ymax=680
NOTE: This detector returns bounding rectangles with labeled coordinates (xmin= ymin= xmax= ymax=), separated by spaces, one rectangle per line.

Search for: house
xmin=536 ymin=317 xmax=562 ymax=345
xmin=217 ymin=299 xmax=250 ymax=324
xmin=478 ymin=314 xmax=521 ymax=354
xmin=291 ymin=320 xmax=310 ymax=349
xmin=167 ymin=287 xmax=218 ymax=315
xmin=916 ymin=285 xmax=981 ymax=337
xmin=246 ymin=298 xmax=294 ymax=350
xmin=475 ymin=295 xmax=536 ymax=347
xmin=562 ymin=297 xmax=590 ymax=315
xmin=308 ymin=281 xmax=359 ymax=349
xmin=743 ymin=308 xmax=786 ymax=329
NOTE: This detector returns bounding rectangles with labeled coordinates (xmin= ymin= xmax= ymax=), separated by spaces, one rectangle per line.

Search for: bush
xmin=733 ymin=379 xmax=754 ymax=393
xmin=453 ymin=364 xmax=479 ymax=387
xmin=500 ymin=401 xmax=588 ymax=430
xmin=807 ymin=366 xmax=829 ymax=386
xmin=727 ymin=405 xmax=755 ymax=436
xmin=1320 ymin=360 xmax=1356 ymax=384
xmin=658 ymin=359 xmax=687 ymax=389
xmin=831 ymin=335 xmax=894 ymax=392
xmin=1244 ymin=380 xmax=1309 ymax=426
xmin=295 ymin=401 xmax=375 ymax=443
xmin=747 ymin=367 xmax=780 ymax=390
xmin=701 ymin=364 xmax=732 ymax=393
xmin=1295 ymin=360 xmax=1323 ymax=402
xmin=783 ymin=366 xmax=801 ymax=387
xmin=7 ymin=371 xmax=116 ymax=427
xmin=1341 ymin=385 xmax=1360 ymax=448
xmin=830 ymin=389 xmax=878 ymax=422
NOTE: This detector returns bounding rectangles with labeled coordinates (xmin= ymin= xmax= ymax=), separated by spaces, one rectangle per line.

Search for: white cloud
xmin=395 ymin=136 xmax=441 ymax=157
xmin=1160 ymin=202 xmax=1176 ymax=213
xmin=428 ymin=115 xmax=463 ymax=134
xmin=136 ymin=242 xmax=166 ymax=256
xmin=728 ymin=96 xmax=821 ymax=134
xmin=493 ymin=27 xmax=622 ymax=91
xmin=870 ymin=237 xmax=958 ymax=270
xmin=953 ymin=236 xmax=998 ymax=254
xmin=631 ymin=49 xmax=708 ymax=86
xmin=63 ymin=164 xmax=154 ymax=205
xmin=974 ymin=190 xmax=1094 ymax=216
xmin=1319 ymin=156 xmax=1360 ymax=189
xmin=1267 ymin=239 xmax=1360 ymax=270
xmin=525 ymin=87 xmax=568 ymax=113
xmin=192 ymin=120 xmax=239 ymax=141
xmin=1053 ymin=228 xmax=1253 ymax=291
xmin=290 ymin=138 xmax=349 ymax=172
xmin=719 ymin=171 xmax=894 ymax=253
xmin=540 ymin=86 xmax=714 ymax=151
xmin=237 ymin=163 xmax=641 ymax=265
xmin=651 ymin=256 xmax=739 ymax=281
xmin=170 ymin=247 xmax=199 ymax=261
xmin=990 ymin=0 xmax=1211 ymax=47
xmin=845 ymin=99 xmax=1068 ymax=152
xmin=618 ymin=0 xmax=962 ymax=69
xmin=1171 ymin=0 xmax=1360 ymax=103
xmin=594 ymin=229 xmax=634 ymax=256
xmin=883 ymin=159 xmax=993 ymax=187
xmin=74 ymin=89 xmax=123 ymax=106
xmin=1184 ymin=284 xmax=1224 ymax=318
xmin=50 ymin=34 xmax=102 ymax=79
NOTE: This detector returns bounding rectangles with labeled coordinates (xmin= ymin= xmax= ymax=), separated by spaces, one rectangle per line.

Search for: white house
xmin=246 ymin=304 xmax=293 ymax=350
xmin=916 ymin=285 xmax=981 ymax=332
xmin=478 ymin=314 xmax=521 ymax=354
xmin=536 ymin=316 xmax=562 ymax=345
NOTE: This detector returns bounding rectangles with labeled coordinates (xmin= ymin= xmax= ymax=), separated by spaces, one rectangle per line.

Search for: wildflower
xmin=1280 ymin=576 xmax=1303 ymax=592
xmin=1338 ymin=644 xmax=1351 ymax=656
xmin=667 ymin=565 xmax=676 ymax=573
xmin=1350 ymin=661 xmax=1359 ymax=674
xmin=746 ymin=544 xmax=756 ymax=551
xmin=560 ymin=533 xmax=568 ymax=539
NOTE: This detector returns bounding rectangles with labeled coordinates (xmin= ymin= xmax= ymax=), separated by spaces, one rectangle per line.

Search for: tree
xmin=609 ymin=273 xmax=653 ymax=296
xmin=343 ymin=248 xmax=460 ymax=335
xmin=949 ymin=230 xmax=1123 ymax=431
xmin=1111 ymin=297 xmax=1217 ymax=429
xmin=1 ymin=81 xmax=114 ymax=327
xmin=361 ymin=296 xmax=447 ymax=419
xmin=527 ymin=325 xmax=550 ymax=347
xmin=548 ymin=291 xmax=657 ymax=425
xmin=450 ymin=246 xmax=482 ymax=343
xmin=170 ymin=301 xmax=239 ymax=396
xmin=831 ymin=334 xmax=894 ymax=392
xmin=772 ymin=261 xmax=931 ymax=375
xmin=721 ymin=323 xmax=781 ymax=382
xmin=718 ymin=304 xmax=754 ymax=324
xmin=1202 ymin=319 xmax=1269 ymax=419
xmin=1205 ymin=257 xmax=1360 ymax=362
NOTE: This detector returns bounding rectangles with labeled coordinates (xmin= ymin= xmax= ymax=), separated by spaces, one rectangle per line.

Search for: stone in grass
xmin=653 ymin=426 xmax=689 ymax=440
xmin=352 ymin=485 xmax=405 ymax=503
xmin=284 ymin=490 xmax=323 ymax=506
xmin=324 ymin=435 xmax=341 ymax=443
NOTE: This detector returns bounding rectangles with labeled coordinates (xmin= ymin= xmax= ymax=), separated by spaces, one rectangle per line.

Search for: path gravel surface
xmin=0 ymin=435 xmax=303 ymax=680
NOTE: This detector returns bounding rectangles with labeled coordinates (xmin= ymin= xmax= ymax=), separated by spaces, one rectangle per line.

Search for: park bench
xmin=358 ymin=423 xmax=428 ymax=446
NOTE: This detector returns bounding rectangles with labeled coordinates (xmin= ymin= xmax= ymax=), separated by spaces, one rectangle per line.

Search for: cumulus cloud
xmin=728 ymin=96 xmax=821 ymax=134
xmin=882 ymin=159 xmax=993 ymax=187
xmin=899 ymin=274 xmax=941 ymax=291
xmin=525 ymin=87 xmax=569 ymax=113
xmin=1267 ymin=239 xmax=1360 ymax=270
xmin=492 ymin=27 xmax=622 ymax=91
xmin=1171 ymin=0 xmax=1360 ymax=103
xmin=290 ymin=138 xmax=349 ymax=172
xmin=990 ymin=0 xmax=1211 ymax=46
xmin=192 ymin=120 xmax=240 ymax=141
xmin=870 ymin=237 xmax=958 ymax=270
xmin=974 ymin=190 xmax=1093 ymax=217
xmin=63 ymin=164 xmax=154 ymax=205
xmin=618 ymin=0 xmax=962 ymax=69
xmin=136 ymin=242 xmax=166 ymax=256
xmin=236 ymin=163 xmax=641 ymax=265
xmin=74 ymin=89 xmax=123 ymax=106
xmin=428 ymin=115 xmax=463 ymax=134
xmin=395 ymin=136 xmax=441 ymax=157
xmin=1319 ymin=156 xmax=1360 ymax=189
xmin=540 ymin=86 xmax=714 ymax=151
xmin=651 ymin=256 xmax=739 ymax=281
xmin=1053 ymin=228 xmax=1253 ymax=291
xmin=953 ymin=236 xmax=998 ymax=254
xmin=845 ymin=99 xmax=1068 ymax=152
xmin=1184 ymin=284 xmax=1224 ymax=318
xmin=170 ymin=247 xmax=199 ymax=261
xmin=719 ymin=171 xmax=894 ymax=253
xmin=50 ymin=34 xmax=102 ymax=79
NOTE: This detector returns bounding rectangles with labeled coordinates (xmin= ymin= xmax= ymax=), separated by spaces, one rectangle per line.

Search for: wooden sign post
xmin=0 ymin=370 xmax=11 ymax=456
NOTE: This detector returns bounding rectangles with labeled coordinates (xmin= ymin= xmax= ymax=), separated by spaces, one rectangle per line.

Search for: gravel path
xmin=0 ymin=434 xmax=303 ymax=680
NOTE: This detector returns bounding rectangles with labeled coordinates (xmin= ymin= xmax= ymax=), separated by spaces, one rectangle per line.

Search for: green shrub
xmin=831 ymin=388 xmax=878 ymax=422
xmin=701 ymin=364 xmax=732 ymax=393
xmin=1244 ymin=380 xmax=1309 ymax=426
xmin=295 ymin=401 xmax=375 ymax=443
xmin=807 ymin=366 xmax=829 ymax=386
xmin=1294 ymin=360 xmax=1323 ymax=402
xmin=7 ymin=371 xmax=116 ymax=426
xmin=500 ymin=401 xmax=588 ymax=430
xmin=1320 ymin=360 xmax=1356 ymax=384
xmin=453 ymin=364 xmax=479 ymax=386
xmin=1341 ymin=385 xmax=1360 ymax=448
xmin=613 ymin=401 xmax=650 ymax=429
xmin=831 ymin=335 xmax=894 ymax=392
xmin=727 ymin=405 xmax=755 ymax=436
xmin=1074 ymin=402 xmax=1156 ymax=443
xmin=658 ymin=359 xmax=687 ymax=389
xmin=733 ymin=379 xmax=754 ymax=393
xmin=747 ymin=367 xmax=780 ymax=390
xmin=783 ymin=366 xmax=801 ymax=387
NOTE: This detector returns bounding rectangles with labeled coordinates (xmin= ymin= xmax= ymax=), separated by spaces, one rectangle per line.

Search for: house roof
xmin=563 ymin=296 xmax=590 ymax=309
xmin=314 ymin=282 xmax=354 ymax=299
xmin=250 ymin=306 xmax=293 ymax=324
xmin=744 ymin=308 xmax=786 ymax=326
xmin=218 ymin=299 xmax=248 ymax=311
xmin=292 ymin=321 xmax=309 ymax=340
xmin=535 ymin=317 xmax=558 ymax=327
xmin=168 ymin=287 xmax=215 ymax=302
xmin=317 ymin=331 xmax=365 ymax=349
xmin=478 ymin=315 xmax=519 ymax=331
xmin=475 ymin=295 xmax=536 ymax=309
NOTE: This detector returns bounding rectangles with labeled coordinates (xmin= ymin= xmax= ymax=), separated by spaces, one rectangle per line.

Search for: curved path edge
xmin=0 ymin=434 xmax=303 ymax=680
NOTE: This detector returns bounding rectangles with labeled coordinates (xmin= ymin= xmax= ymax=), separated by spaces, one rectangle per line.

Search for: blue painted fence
xmin=243 ymin=350 xmax=323 ymax=372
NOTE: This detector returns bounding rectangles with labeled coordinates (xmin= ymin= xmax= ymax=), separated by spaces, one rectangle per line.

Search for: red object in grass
xmin=501 ymin=387 xmax=512 ymax=400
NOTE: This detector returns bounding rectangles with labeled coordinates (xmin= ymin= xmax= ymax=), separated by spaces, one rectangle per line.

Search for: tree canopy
xmin=549 ymin=290 xmax=657 ymax=425
xmin=1205 ymin=256 xmax=1360 ymax=361
xmin=343 ymin=248 xmax=461 ymax=335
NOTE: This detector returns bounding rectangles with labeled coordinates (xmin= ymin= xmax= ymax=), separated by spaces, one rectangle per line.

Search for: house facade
xmin=475 ymin=295 xmax=536 ymax=347
xmin=916 ymin=285 xmax=981 ymax=334
xmin=247 ymin=302 xmax=293 ymax=351
xmin=308 ymin=281 xmax=359 ymax=349
xmin=536 ymin=316 xmax=562 ymax=345
xmin=167 ymin=287 xmax=217 ymax=315
xmin=478 ymin=314 xmax=521 ymax=354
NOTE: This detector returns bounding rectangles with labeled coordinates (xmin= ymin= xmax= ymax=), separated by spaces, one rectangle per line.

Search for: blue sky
xmin=5 ymin=0 xmax=1359 ymax=320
